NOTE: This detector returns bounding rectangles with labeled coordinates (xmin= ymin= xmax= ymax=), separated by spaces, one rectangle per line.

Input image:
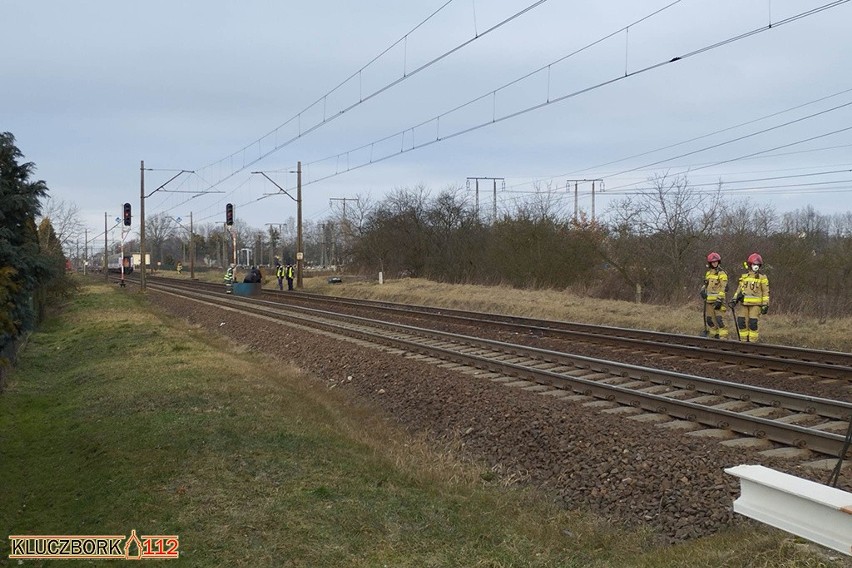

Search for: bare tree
xmin=39 ymin=197 xmax=84 ymax=249
xmin=145 ymin=213 xmax=176 ymax=266
xmin=603 ymin=172 xmax=723 ymax=299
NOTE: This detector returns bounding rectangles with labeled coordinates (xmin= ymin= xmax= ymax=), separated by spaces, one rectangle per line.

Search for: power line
xmin=290 ymin=0 xmax=683 ymax=174
xmin=600 ymin=100 xmax=852 ymax=181
xmin=155 ymin=1 xmax=852 ymax=229
xmin=195 ymin=0 xmax=553 ymax=188
xmin=278 ymin=0 xmax=848 ymax=193
xmin=604 ymin=124 xmax=852 ymax=192
xmin=509 ymin=86 xmax=852 ymax=192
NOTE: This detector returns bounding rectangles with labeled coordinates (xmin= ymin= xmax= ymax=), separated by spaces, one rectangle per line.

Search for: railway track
xmin=138 ymin=275 xmax=852 ymax=384
xmin=138 ymin=276 xmax=852 ymax=464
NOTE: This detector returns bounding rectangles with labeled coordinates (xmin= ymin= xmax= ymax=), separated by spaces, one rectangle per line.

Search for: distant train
xmin=107 ymin=255 xmax=134 ymax=275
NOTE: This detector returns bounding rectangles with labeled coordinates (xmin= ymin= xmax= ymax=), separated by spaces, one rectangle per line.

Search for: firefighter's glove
xmin=760 ymin=305 xmax=769 ymax=315
xmin=699 ymin=286 xmax=707 ymax=300
xmin=713 ymin=299 xmax=723 ymax=310
xmin=728 ymin=299 xmax=738 ymax=309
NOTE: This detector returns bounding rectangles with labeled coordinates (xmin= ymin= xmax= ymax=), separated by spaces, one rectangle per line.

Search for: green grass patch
xmin=1 ymin=283 xmax=847 ymax=567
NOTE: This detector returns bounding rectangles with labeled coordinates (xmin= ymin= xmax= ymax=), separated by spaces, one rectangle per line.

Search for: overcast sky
xmin=3 ymin=0 xmax=851 ymax=241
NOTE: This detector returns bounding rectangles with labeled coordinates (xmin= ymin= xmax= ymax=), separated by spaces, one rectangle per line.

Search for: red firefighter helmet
xmin=747 ymin=253 xmax=763 ymax=266
xmin=706 ymin=252 xmax=721 ymax=264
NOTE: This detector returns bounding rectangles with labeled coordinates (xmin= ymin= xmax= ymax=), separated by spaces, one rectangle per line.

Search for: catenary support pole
xmin=140 ymin=160 xmax=146 ymax=291
xmin=189 ymin=211 xmax=194 ymax=280
xmin=104 ymin=212 xmax=108 ymax=280
xmin=297 ymin=161 xmax=303 ymax=289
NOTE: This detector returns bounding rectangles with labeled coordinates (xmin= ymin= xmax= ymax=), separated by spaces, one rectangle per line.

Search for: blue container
xmin=232 ymin=283 xmax=262 ymax=297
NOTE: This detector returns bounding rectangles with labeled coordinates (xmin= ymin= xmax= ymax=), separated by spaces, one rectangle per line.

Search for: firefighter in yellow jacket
xmin=700 ymin=252 xmax=728 ymax=339
xmin=223 ymin=264 xmax=235 ymax=294
xmin=731 ymin=253 xmax=770 ymax=342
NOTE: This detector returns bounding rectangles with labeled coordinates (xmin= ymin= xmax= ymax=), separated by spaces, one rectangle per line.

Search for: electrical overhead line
xmin=599 ymin=99 xmax=852 ymax=180
xmin=195 ymin=0 xmax=552 ymax=188
xmin=509 ymin=86 xmax=852 ymax=191
xmin=268 ymin=0 xmax=848 ymax=194
xmin=604 ymin=124 xmax=852 ymax=192
xmin=504 ymin=168 xmax=852 ymax=194
xmin=608 ymin=180 xmax=852 ymax=197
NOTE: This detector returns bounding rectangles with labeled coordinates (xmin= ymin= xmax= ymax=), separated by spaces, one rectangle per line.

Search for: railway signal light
xmin=226 ymin=203 xmax=234 ymax=226
xmin=123 ymin=202 xmax=132 ymax=226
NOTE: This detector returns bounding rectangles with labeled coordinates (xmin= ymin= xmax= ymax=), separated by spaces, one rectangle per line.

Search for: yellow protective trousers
xmin=704 ymin=302 xmax=729 ymax=339
xmin=735 ymin=305 xmax=762 ymax=342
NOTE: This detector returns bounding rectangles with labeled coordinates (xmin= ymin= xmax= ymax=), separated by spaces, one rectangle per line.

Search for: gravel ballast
xmin=147 ymin=289 xmax=851 ymax=544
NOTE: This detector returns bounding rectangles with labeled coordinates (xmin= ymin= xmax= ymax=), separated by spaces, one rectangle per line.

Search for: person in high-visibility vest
xmin=276 ymin=264 xmax=285 ymax=290
xmin=285 ymin=264 xmax=295 ymax=291
xmin=730 ymin=253 xmax=770 ymax=342
xmin=223 ymin=264 xmax=235 ymax=294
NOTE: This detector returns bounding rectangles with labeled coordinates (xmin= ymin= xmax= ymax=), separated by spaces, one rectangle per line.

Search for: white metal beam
xmin=725 ymin=464 xmax=852 ymax=556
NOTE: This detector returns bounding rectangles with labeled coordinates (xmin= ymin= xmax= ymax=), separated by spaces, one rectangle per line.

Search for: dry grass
xmin=3 ymin=281 xmax=849 ymax=566
xmin=306 ymin=277 xmax=852 ymax=352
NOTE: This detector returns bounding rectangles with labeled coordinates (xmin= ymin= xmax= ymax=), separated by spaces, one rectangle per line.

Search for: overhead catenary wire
xmin=596 ymin=100 xmax=852 ymax=181
xmin=508 ymin=86 xmax=852 ymax=192
xmin=195 ymin=0 xmax=553 ymax=188
xmin=603 ymin=124 xmax=852 ymax=193
xmin=154 ymin=1 xmax=852 ymax=231
xmin=263 ymin=0 xmax=848 ymax=194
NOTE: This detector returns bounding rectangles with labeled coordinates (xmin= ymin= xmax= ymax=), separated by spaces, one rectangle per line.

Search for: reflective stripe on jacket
xmin=735 ymin=271 xmax=769 ymax=306
xmin=703 ymin=268 xmax=728 ymax=302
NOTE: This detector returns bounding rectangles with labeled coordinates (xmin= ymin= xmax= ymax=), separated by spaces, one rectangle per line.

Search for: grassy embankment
xmin=1 ymin=281 xmax=847 ymax=567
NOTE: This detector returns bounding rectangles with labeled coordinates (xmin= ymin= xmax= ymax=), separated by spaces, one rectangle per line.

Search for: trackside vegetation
xmin=1 ymin=282 xmax=848 ymax=567
xmin=0 ymin=132 xmax=76 ymax=387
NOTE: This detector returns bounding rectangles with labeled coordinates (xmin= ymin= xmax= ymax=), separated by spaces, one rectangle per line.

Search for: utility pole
xmin=189 ymin=211 xmax=194 ymax=280
xmin=103 ymin=212 xmax=108 ymax=280
xmin=565 ymin=179 xmax=603 ymax=224
xmin=221 ymin=223 xmax=228 ymax=268
xmin=173 ymin=213 xmax=196 ymax=279
xmin=329 ymin=197 xmax=358 ymax=218
xmin=297 ymin=161 xmax=303 ymax=289
xmin=320 ymin=223 xmax=326 ymax=268
xmin=330 ymin=197 xmax=358 ymax=269
xmin=139 ymin=161 xmax=146 ymax=289
xmin=251 ymin=162 xmax=303 ymax=288
xmin=83 ymin=228 xmax=88 ymax=275
xmin=592 ymin=180 xmax=603 ymax=223
xmin=139 ymin=163 xmax=197 ymax=291
xmin=466 ymin=177 xmax=504 ymax=222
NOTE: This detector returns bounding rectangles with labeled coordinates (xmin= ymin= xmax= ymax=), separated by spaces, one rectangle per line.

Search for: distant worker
xmin=730 ymin=253 xmax=770 ymax=342
xmin=176 ymin=262 xmax=183 ymax=275
xmin=276 ymin=264 xmax=285 ymax=291
xmin=285 ymin=263 xmax=295 ymax=291
xmin=224 ymin=264 xmax=235 ymax=294
xmin=700 ymin=252 xmax=728 ymax=339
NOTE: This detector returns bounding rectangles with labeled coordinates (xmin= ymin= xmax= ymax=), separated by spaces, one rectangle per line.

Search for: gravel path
xmin=147 ymin=289 xmax=852 ymax=544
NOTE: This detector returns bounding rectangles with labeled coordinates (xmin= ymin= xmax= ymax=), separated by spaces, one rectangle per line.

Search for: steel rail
xmin=144 ymin=279 xmax=851 ymax=458
xmin=276 ymin=290 xmax=852 ymax=378
xmin=133 ymin=274 xmax=852 ymax=379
